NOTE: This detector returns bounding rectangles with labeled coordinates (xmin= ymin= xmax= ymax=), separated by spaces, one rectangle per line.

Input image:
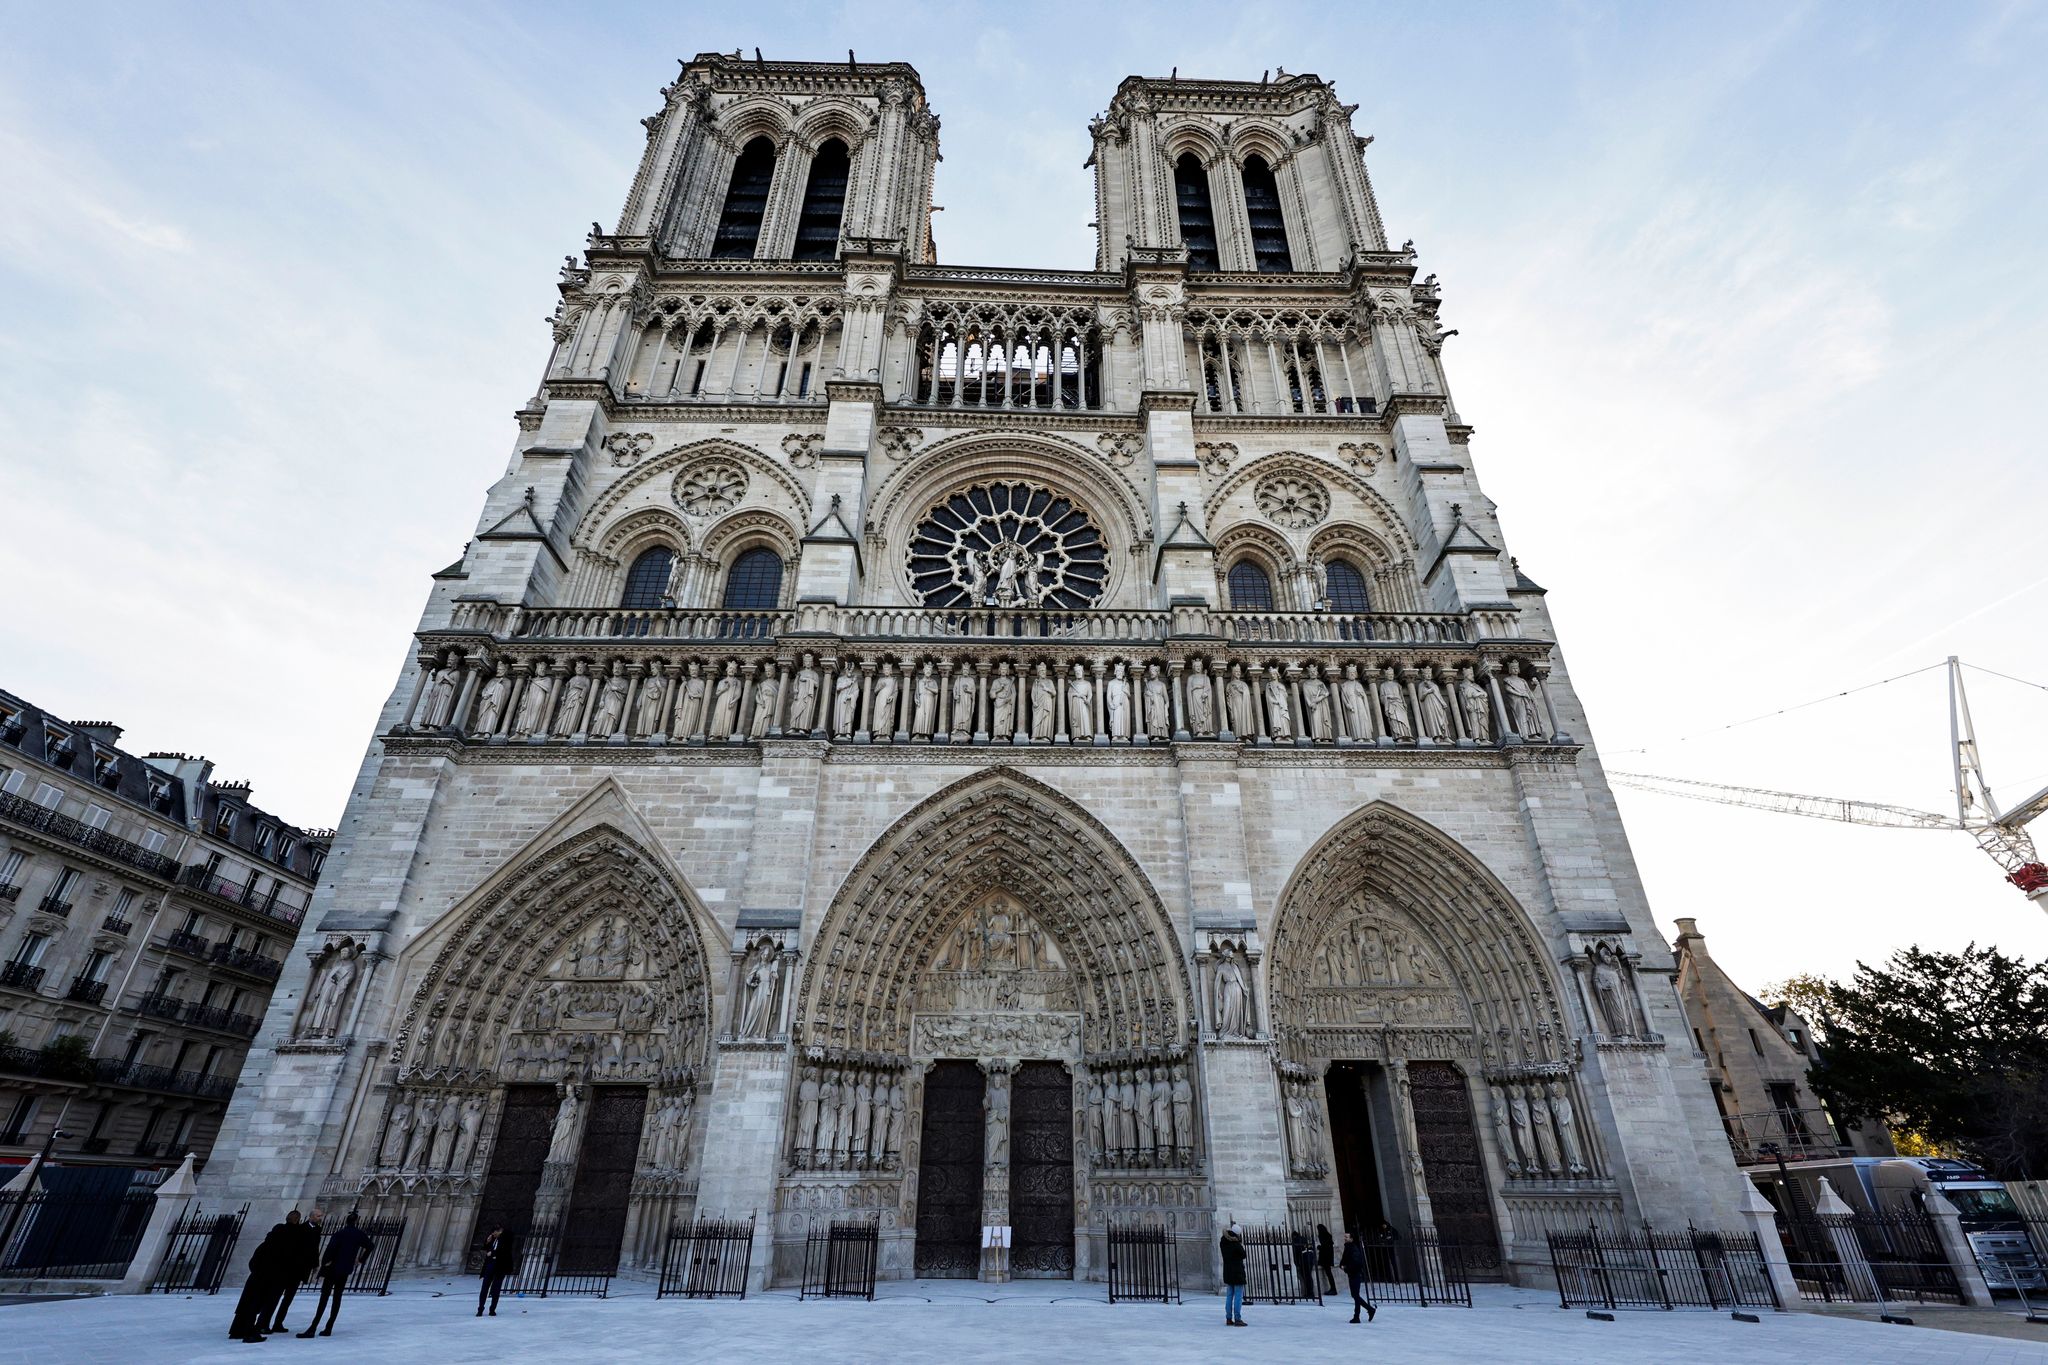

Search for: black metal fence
xmin=300 ymin=1215 xmax=406 ymax=1295
xmin=658 ymin=1216 xmax=754 ymax=1299
xmin=0 ymin=1187 xmax=156 ymax=1280
xmin=1240 ymin=1224 xmax=1322 ymax=1305
xmin=1106 ymin=1217 xmax=1180 ymax=1304
xmin=1779 ymin=1211 xmax=1961 ymax=1305
xmin=514 ymin=1220 xmax=614 ymax=1298
xmin=800 ymin=1217 xmax=879 ymax=1300
xmin=152 ymin=1204 xmax=249 ymax=1293
xmin=1548 ymin=1224 xmax=1781 ymax=1311
xmin=1357 ymin=1231 xmax=1474 ymax=1307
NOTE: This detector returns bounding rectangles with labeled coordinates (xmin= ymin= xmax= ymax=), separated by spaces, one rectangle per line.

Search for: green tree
xmin=1760 ymin=973 xmax=1832 ymax=1032
xmin=38 ymin=1033 xmax=97 ymax=1083
xmin=1809 ymin=944 xmax=2048 ymax=1180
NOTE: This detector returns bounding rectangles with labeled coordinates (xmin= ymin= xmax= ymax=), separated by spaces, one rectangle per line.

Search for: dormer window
xmin=93 ymin=750 xmax=120 ymax=789
xmin=147 ymin=776 xmax=172 ymax=813
xmin=0 ymin=709 xmax=22 ymax=745
xmin=213 ymin=805 xmax=237 ymax=838
xmin=277 ymin=835 xmax=296 ymax=865
xmin=45 ymin=728 xmax=76 ymax=769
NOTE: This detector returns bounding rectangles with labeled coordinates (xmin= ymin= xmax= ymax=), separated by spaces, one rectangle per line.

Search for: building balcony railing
xmin=0 ymin=788 xmax=180 ymax=880
xmin=176 ymin=863 xmax=306 ymax=928
xmin=0 ymin=884 xmax=20 ymax=904
xmin=134 ymin=991 xmax=186 ymax=1022
xmin=0 ymin=961 xmax=47 ymax=993
xmin=65 ymin=976 xmax=109 ymax=1005
xmin=100 ymin=917 xmax=132 ymax=937
xmin=162 ymin=929 xmax=212 ymax=960
xmin=1724 ymin=1109 xmax=1852 ymax=1165
xmin=182 ymin=1003 xmax=260 ymax=1038
xmin=36 ymin=896 xmax=73 ymax=919
xmin=95 ymin=1057 xmax=237 ymax=1101
xmin=208 ymin=943 xmax=282 ymax=981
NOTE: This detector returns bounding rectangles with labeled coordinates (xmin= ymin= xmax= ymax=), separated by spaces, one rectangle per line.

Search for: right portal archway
xmin=1267 ymin=803 xmax=1613 ymax=1279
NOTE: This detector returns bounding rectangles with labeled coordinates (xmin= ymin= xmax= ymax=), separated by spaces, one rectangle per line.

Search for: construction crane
xmin=1609 ymin=658 xmax=2048 ymax=909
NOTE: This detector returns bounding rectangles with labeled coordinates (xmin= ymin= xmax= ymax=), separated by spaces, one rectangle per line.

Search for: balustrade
xmin=0 ymin=789 xmax=181 ymax=879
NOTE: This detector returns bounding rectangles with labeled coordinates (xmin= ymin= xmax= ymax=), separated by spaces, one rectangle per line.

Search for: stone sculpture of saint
xmin=1142 ymin=663 xmax=1171 ymax=739
xmin=990 ymin=664 xmax=1018 ymax=738
xmin=1417 ymin=668 xmax=1452 ymax=742
xmin=420 ymin=663 xmax=459 ymax=731
xmin=429 ymin=1095 xmax=460 ymax=1169
xmin=1300 ymin=667 xmax=1333 ymax=741
xmin=512 ymin=669 xmax=552 ymax=738
xmin=748 ymin=671 xmax=778 ymax=738
xmin=1213 ymin=945 xmax=1250 ymax=1037
xmin=1131 ymin=1067 xmax=1156 ymax=1152
xmin=1224 ymin=663 xmax=1255 ymax=737
xmin=1549 ymin=1082 xmax=1587 ymax=1175
xmin=950 ymin=668 xmax=976 ymax=740
xmin=1087 ymin=1077 xmax=1107 ymax=1156
xmin=709 ymin=661 xmax=742 ymax=738
xmin=911 ymin=662 xmax=939 ymax=738
xmin=404 ymin=1105 xmax=435 ymax=1169
xmin=817 ymin=1071 xmax=842 ymax=1167
xmin=872 ymin=664 xmax=900 ymax=736
xmin=679 ymin=662 xmax=708 ymax=738
xmin=964 ymin=549 xmax=990 ymax=605
xmin=1592 ymin=953 xmax=1637 ymax=1036
xmin=1170 ymin=1070 xmax=1194 ymax=1158
xmin=590 ymin=662 xmax=629 ymax=737
xmin=1508 ymin=1088 xmax=1535 ymax=1169
xmin=471 ymin=667 xmax=510 ymax=736
xmin=1186 ymin=659 xmax=1215 ymax=736
xmin=1490 ymin=1085 xmax=1521 ymax=1175
xmin=546 ymin=1082 xmax=583 ymax=1165
xmin=787 ymin=654 xmax=820 ymax=734
xmin=850 ymin=1070 xmax=874 ymax=1165
xmin=554 ymin=664 xmax=592 ymax=735
xmin=1378 ymin=666 xmax=1413 ymax=741
xmin=1150 ymin=1070 xmax=1173 ymax=1157
xmin=738 ymin=942 xmax=778 ymax=1038
xmin=1066 ymin=664 xmax=1094 ymax=739
xmin=1502 ymin=659 xmax=1545 ymax=740
xmin=310 ymin=945 xmax=358 ymax=1037
xmin=829 ymin=663 xmax=857 ymax=738
xmin=1337 ymin=663 xmax=1371 ymax=739
xmin=1029 ymin=662 xmax=1056 ymax=740
xmin=1105 ymin=661 xmax=1132 ymax=739
xmin=794 ymin=1066 xmax=821 ymax=1164
xmin=1458 ymin=666 xmax=1492 ymax=742
xmin=379 ymin=1096 xmax=413 ymax=1167
xmin=1262 ymin=668 xmax=1292 ymax=741
xmin=634 ymin=668 xmax=670 ymax=737
xmin=1529 ymin=1090 xmax=1563 ymax=1174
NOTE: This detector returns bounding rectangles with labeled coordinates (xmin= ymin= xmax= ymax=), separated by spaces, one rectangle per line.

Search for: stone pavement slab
xmin=5 ymin=1277 xmax=2048 ymax=1364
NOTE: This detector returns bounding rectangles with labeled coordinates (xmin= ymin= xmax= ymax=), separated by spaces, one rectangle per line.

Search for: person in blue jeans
xmin=1219 ymin=1223 xmax=1248 ymax=1325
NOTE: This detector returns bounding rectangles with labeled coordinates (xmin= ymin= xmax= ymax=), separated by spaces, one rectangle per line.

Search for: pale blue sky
xmin=2 ymin=1 xmax=2044 ymax=987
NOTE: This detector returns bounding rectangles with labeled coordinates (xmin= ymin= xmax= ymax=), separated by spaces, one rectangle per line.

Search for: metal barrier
xmin=0 ymin=1187 xmax=156 ymax=1280
xmin=513 ymin=1220 xmax=614 ymax=1297
xmin=1106 ymin=1217 xmax=1180 ymax=1304
xmin=302 ymin=1215 xmax=407 ymax=1295
xmin=152 ymin=1203 xmax=249 ymax=1293
xmin=1548 ymin=1224 xmax=1780 ymax=1311
xmin=1241 ymin=1224 xmax=1322 ymax=1305
xmin=1779 ymin=1211 xmax=1961 ymax=1305
xmin=1358 ymin=1231 xmax=1474 ymax=1308
xmin=658 ymin=1216 xmax=754 ymax=1299
xmin=1966 ymin=1213 xmax=2048 ymax=1305
xmin=800 ymin=1217 xmax=879 ymax=1300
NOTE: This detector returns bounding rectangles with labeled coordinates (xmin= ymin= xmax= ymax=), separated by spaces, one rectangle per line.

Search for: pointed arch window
xmin=793 ymin=139 xmax=850 ymax=261
xmin=712 ymin=137 xmax=776 ymax=259
xmin=1324 ymin=559 xmax=1371 ymax=613
xmin=1227 ymin=561 xmax=1275 ymax=611
xmin=1174 ymin=153 xmax=1219 ymax=272
xmin=621 ymin=547 xmax=677 ymax=609
xmin=1241 ymin=155 xmax=1293 ymax=272
xmin=721 ymin=547 xmax=785 ymax=611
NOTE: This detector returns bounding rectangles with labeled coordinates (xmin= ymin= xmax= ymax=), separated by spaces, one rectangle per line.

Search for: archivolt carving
xmin=1268 ymin=803 xmax=1569 ymax=1071
xmin=390 ymin=825 xmax=715 ymax=1090
xmin=570 ymin=439 xmax=813 ymax=551
xmin=797 ymin=769 xmax=1191 ymax=1055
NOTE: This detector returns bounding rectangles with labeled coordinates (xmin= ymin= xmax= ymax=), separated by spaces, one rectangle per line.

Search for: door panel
xmin=914 ymin=1061 xmax=986 ymax=1278
xmin=1010 ymin=1061 xmax=1074 ymax=1278
xmin=1407 ymin=1060 xmax=1503 ymax=1277
xmin=559 ymin=1085 xmax=648 ymax=1275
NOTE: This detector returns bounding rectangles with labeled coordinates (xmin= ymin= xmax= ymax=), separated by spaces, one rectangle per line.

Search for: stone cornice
xmin=878 ymin=405 xmax=1143 ymax=433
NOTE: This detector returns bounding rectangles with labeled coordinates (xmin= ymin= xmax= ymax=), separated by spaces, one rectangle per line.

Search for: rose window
xmin=673 ymin=461 xmax=747 ymax=517
xmin=1255 ymin=472 xmax=1329 ymax=530
xmin=907 ymin=481 xmax=1108 ymax=609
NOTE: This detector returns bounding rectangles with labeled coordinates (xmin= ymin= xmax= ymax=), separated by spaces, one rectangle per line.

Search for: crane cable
xmin=1615 ymin=661 xmax=1945 ymax=756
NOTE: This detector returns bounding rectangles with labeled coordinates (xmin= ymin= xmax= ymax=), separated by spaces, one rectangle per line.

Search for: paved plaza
xmin=6 ymin=1278 xmax=2048 ymax=1364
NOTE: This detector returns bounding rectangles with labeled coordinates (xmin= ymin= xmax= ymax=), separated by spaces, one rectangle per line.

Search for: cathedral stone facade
xmin=204 ymin=55 xmax=1743 ymax=1288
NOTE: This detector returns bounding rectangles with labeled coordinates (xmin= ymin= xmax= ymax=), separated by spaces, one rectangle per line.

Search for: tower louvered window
xmin=793 ymin=139 xmax=850 ymax=261
xmin=712 ymin=137 xmax=776 ymax=259
xmin=1174 ymin=153 xmax=1219 ymax=272
xmin=1241 ymin=155 xmax=1293 ymax=272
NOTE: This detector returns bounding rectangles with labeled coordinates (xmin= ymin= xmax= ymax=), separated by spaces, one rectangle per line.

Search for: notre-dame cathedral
xmin=204 ymin=54 xmax=1742 ymax=1289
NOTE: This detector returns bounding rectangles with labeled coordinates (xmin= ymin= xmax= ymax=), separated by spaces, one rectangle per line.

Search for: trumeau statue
xmin=547 ymin=1082 xmax=584 ymax=1164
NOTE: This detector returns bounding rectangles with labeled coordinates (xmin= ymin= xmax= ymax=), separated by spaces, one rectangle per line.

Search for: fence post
xmin=1735 ymin=1180 xmax=1796 ymax=1310
xmin=118 ymin=1155 xmax=198 ymax=1294
xmin=1815 ymin=1179 xmax=1879 ymax=1300
xmin=1922 ymin=1188 xmax=1995 ymax=1307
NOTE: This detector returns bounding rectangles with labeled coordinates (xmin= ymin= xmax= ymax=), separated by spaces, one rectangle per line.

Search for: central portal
xmin=914 ymin=1060 xmax=986 ymax=1278
xmin=1009 ymin=1060 xmax=1074 ymax=1277
xmin=561 ymin=1085 xmax=648 ymax=1274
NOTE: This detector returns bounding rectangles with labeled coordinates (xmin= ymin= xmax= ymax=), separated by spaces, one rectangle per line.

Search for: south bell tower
xmin=206 ymin=57 xmax=1742 ymax=1296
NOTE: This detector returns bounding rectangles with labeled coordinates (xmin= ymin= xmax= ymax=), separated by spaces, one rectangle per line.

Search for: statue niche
xmin=1300 ymin=900 xmax=1469 ymax=1030
xmin=916 ymin=894 xmax=1077 ymax=1015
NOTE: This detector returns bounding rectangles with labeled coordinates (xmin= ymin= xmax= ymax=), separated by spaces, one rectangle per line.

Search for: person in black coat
xmin=1316 ymin=1223 xmax=1337 ymax=1295
xmin=476 ymin=1224 xmax=518 ymax=1317
xmin=1218 ymin=1223 xmax=1248 ymax=1326
xmin=1291 ymin=1227 xmax=1317 ymax=1299
xmin=1338 ymin=1229 xmax=1378 ymax=1324
xmin=267 ymin=1209 xmax=321 ymax=1333
xmin=228 ymin=1218 xmax=296 ymax=1343
xmin=298 ymin=1211 xmax=374 ymax=1337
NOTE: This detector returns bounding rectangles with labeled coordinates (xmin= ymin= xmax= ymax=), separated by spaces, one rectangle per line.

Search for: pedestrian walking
xmin=1316 ymin=1222 xmax=1337 ymax=1296
xmin=298 ymin=1211 xmax=373 ymax=1337
xmin=476 ymin=1224 xmax=518 ymax=1317
xmin=228 ymin=1218 xmax=296 ymax=1343
xmin=1338 ymin=1228 xmax=1378 ymax=1324
xmin=1219 ymin=1222 xmax=1248 ymax=1326
xmin=267 ymin=1209 xmax=321 ymax=1333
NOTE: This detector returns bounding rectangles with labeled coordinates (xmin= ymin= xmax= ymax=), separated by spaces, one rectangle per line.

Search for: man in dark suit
xmin=298 ymin=1211 xmax=374 ymax=1337
xmin=267 ymin=1208 xmax=321 ymax=1333
xmin=476 ymin=1224 xmax=519 ymax=1317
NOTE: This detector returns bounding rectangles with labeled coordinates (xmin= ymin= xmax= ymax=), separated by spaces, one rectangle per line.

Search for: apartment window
xmin=277 ymin=836 xmax=296 ymax=864
xmin=0 ymin=851 xmax=25 ymax=887
xmin=179 ymin=909 xmax=204 ymax=935
xmin=122 ymin=1031 xmax=152 ymax=1065
xmin=154 ymin=968 xmax=184 ymax=997
xmin=0 ymin=769 xmax=19 ymax=795
xmin=48 ymin=867 xmax=80 ymax=903
xmin=711 ymin=137 xmax=776 ymax=259
xmin=84 ymin=805 xmax=112 ymax=830
xmin=254 ymin=825 xmax=274 ymax=859
xmin=170 ymin=1111 xmax=197 ymax=1150
xmin=1 ymin=1095 xmax=37 ymax=1144
xmin=31 ymin=783 xmax=61 ymax=809
xmin=213 ymin=806 xmax=237 ymax=838
xmin=135 ymin=1107 xmax=164 ymax=1154
xmin=11 ymin=934 xmax=49 ymax=968
xmin=85 ymin=1101 xmax=114 ymax=1144
xmin=141 ymin=829 xmax=167 ymax=855
xmin=110 ymin=888 xmax=137 ymax=921
xmin=309 ymin=848 xmax=327 ymax=878
xmin=200 ymin=1046 xmax=223 ymax=1078
xmin=80 ymin=950 xmax=113 ymax=984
